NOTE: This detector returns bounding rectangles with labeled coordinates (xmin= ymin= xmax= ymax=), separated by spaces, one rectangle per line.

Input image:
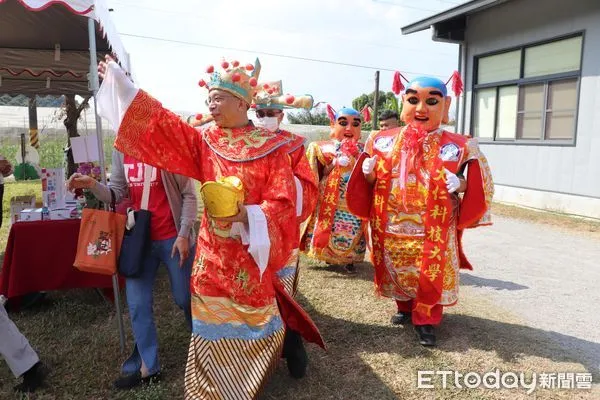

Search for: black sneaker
xmin=282 ymin=330 xmax=308 ymax=379
xmin=344 ymin=264 xmax=356 ymax=274
xmin=414 ymin=325 xmax=436 ymax=347
xmin=113 ymin=370 xmax=161 ymax=390
xmin=14 ymin=361 xmax=48 ymax=393
xmin=390 ymin=312 xmax=412 ymax=326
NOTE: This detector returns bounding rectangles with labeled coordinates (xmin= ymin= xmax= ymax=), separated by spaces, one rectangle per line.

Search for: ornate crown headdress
xmin=198 ymin=58 xmax=262 ymax=104
xmin=252 ymin=80 xmax=314 ymax=111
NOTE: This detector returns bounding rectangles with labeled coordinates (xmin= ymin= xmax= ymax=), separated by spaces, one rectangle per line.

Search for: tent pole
xmin=111 ymin=274 xmax=126 ymax=353
xmin=87 ymin=17 xmax=106 ymax=186
xmin=88 ymin=16 xmax=126 ymax=355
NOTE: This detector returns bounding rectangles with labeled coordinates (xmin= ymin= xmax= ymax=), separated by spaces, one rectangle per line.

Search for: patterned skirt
xmin=378 ymin=227 xmax=460 ymax=306
xmin=184 ymin=295 xmax=285 ymax=400
xmin=276 ymin=249 xmax=300 ymax=296
xmin=304 ymin=208 xmax=366 ymax=265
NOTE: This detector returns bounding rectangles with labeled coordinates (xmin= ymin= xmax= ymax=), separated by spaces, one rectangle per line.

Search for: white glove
xmin=333 ymin=155 xmax=351 ymax=167
xmin=444 ymin=168 xmax=461 ymax=193
xmin=362 ymin=155 xmax=378 ymax=175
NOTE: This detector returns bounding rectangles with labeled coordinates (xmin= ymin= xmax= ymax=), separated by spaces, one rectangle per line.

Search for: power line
xmin=113 ymin=0 xmax=444 ymax=15
xmin=371 ymin=0 xmax=439 ymax=12
xmin=119 ymin=32 xmax=449 ymax=78
xmin=373 ymin=0 xmax=461 ymax=8
xmin=110 ymin=0 xmax=456 ymax=56
xmin=435 ymin=0 xmax=463 ymax=5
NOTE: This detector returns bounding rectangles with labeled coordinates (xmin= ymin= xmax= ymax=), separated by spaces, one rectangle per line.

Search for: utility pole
xmin=373 ymin=71 xmax=380 ymax=129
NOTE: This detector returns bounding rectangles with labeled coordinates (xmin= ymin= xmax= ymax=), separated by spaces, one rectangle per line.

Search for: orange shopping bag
xmin=74 ymin=208 xmax=126 ymax=275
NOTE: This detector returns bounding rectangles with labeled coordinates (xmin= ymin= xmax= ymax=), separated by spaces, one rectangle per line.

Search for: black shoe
xmin=344 ymin=264 xmax=356 ymax=274
xmin=282 ymin=329 xmax=308 ymax=379
xmin=14 ymin=361 xmax=48 ymax=393
xmin=390 ymin=312 xmax=412 ymax=326
xmin=113 ymin=370 xmax=161 ymax=390
xmin=414 ymin=325 xmax=436 ymax=347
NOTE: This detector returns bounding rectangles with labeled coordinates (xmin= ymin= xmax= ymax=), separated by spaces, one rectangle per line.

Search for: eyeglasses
xmin=205 ymin=93 xmax=236 ymax=106
xmin=256 ymin=109 xmax=282 ymax=118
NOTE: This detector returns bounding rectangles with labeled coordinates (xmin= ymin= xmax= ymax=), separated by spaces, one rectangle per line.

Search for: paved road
xmin=461 ymin=215 xmax=600 ymax=376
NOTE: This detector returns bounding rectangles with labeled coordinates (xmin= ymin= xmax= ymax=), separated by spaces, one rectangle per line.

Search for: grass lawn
xmin=1 ymin=181 xmax=598 ymax=399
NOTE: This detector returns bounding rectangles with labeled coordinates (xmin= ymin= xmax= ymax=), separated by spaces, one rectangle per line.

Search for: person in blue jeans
xmin=67 ymin=150 xmax=198 ymax=390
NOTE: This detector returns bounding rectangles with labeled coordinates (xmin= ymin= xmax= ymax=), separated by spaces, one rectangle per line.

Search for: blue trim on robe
xmin=192 ymin=315 xmax=284 ymax=341
xmin=277 ymin=265 xmax=297 ymax=279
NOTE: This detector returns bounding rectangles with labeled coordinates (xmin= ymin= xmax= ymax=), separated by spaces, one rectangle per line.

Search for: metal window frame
xmin=471 ymin=31 xmax=585 ymax=147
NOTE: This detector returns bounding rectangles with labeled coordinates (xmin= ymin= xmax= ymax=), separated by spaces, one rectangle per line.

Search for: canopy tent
xmin=0 ymin=94 xmax=64 ymax=107
xmin=0 ymin=0 xmax=130 ymax=95
xmin=0 ymin=0 xmax=129 ymax=352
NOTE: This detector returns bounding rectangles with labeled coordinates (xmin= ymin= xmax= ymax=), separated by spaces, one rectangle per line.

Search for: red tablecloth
xmin=0 ymin=219 xmax=117 ymax=298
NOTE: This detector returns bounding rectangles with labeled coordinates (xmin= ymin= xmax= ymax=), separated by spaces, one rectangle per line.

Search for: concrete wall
xmin=459 ymin=0 xmax=600 ymax=217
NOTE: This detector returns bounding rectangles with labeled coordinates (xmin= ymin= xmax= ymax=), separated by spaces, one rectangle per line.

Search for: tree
xmin=352 ymin=91 xmax=397 ymax=114
xmin=351 ymin=93 xmax=370 ymax=114
xmin=352 ymin=91 xmax=401 ymax=129
xmin=361 ymin=122 xmax=373 ymax=131
xmin=287 ymin=109 xmax=330 ymax=126
xmin=60 ymin=94 xmax=91 ymax=176
xmin=383 ymin=95 xmax=402 ymax=117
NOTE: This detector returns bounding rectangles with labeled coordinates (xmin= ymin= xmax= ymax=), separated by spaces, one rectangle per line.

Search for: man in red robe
xmin=347 ymin=75 xmax=494 ymax=347
xmin=96 ymin=56 xmax=323 ymax=399
xmin=252 ymin=80 xmax=318 ymax=378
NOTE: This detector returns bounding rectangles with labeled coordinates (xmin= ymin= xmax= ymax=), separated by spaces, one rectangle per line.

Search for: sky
xmin=104 ymin=0 xmax=465 ymax=116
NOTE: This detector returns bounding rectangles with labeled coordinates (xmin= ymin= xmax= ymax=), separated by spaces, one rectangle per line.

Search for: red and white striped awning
xmin=0 ymin=0 xmax=130 ymax=95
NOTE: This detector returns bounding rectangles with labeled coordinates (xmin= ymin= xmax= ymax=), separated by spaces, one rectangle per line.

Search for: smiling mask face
xmin=400 ymin=77 xmax=451 ymax=132
xmin=331 ymin=112 xmax=362 ymax=141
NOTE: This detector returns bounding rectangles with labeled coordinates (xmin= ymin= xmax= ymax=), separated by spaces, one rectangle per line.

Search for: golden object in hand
xmin=200 ymin=176 xmax=245 ymax=218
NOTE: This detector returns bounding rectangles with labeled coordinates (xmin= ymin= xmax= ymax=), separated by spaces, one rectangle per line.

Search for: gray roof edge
xmin=401 ymin=0 xmax=509 ymax=34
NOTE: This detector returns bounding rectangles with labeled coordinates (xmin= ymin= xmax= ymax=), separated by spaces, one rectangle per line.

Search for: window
xmin=472 ymin=34 xmax=582 ymax=143
xmin=524 ymin=36 xmax=583 ymax=78
xmin=497 ymin=86 xmax=518 ymax=139
xmin=545 ymin=79 xmax=578 ymax=140
xmin=478 ymin=50 xmax=520 ymax=84
xmin=473 ymin=88 xmax=496 ymax=139
xmin=517 ymin=84 xmax=544 ymax=139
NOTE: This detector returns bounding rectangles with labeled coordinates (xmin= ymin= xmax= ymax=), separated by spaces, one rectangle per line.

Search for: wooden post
xmin=28 ymin=97 xmax=39 ymax=148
